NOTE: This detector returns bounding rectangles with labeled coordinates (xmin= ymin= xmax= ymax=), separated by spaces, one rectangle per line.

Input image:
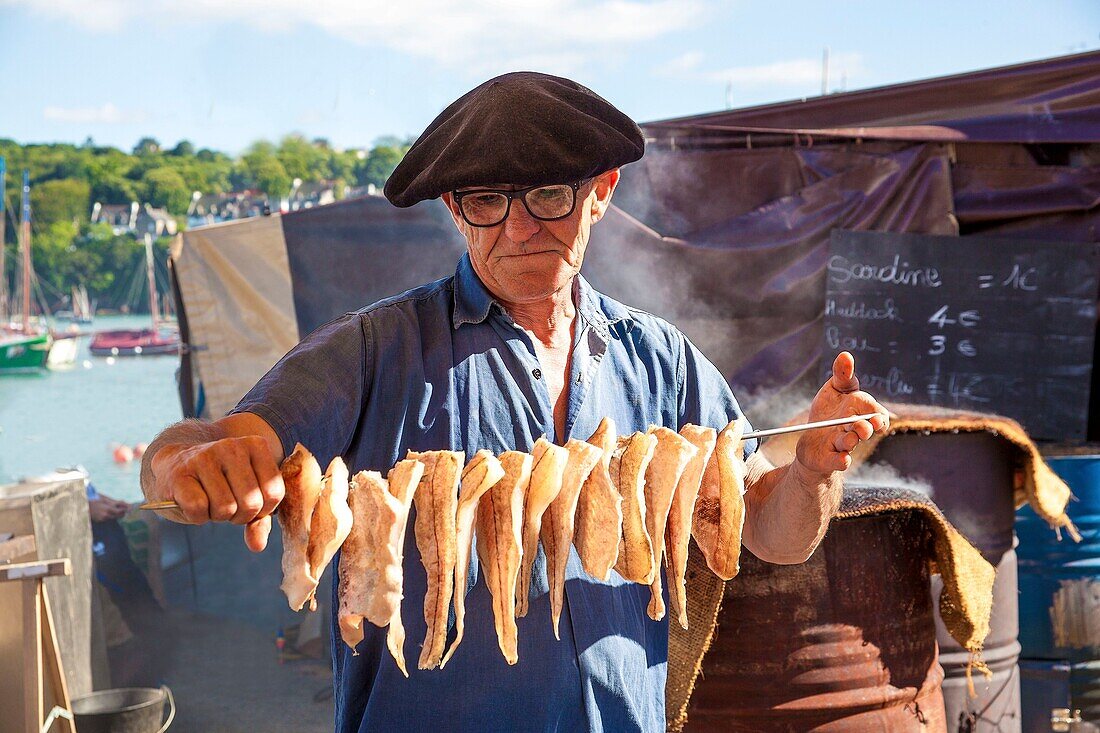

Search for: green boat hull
xmin=0 ymin=332 xmax=52 ymax=371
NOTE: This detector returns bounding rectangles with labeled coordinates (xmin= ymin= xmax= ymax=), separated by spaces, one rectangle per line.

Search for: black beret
xmin=384 ymin=71 xmax=644 ymax=208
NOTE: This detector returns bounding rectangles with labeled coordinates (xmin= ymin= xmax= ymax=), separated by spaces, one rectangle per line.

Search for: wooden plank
xmin=0 ymin=558 xmax=70 ymax=583
xmin=41 ymin=586 xmax=75 ymax=733
xmin=0 ymin=534 xmax=36 ymax=563
xmin=23 ymin=580 xmax=42 ymax=733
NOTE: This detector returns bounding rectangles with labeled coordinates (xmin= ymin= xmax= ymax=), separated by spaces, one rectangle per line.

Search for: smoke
xmin=844 ymin=460 xmax=934 ymax=496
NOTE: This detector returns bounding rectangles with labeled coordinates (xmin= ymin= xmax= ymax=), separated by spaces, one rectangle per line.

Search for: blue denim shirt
xmin=235 ymin=253 xmax=755 ymax=733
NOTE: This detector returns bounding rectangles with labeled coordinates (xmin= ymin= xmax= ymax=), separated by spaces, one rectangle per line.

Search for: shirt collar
xmin=451 ymin=252 xmax=634 ymax=332
xmin=574 ymin=272 xmax=633 ymax=337
xmin=452 ymin=253 xmax=495 ymax=328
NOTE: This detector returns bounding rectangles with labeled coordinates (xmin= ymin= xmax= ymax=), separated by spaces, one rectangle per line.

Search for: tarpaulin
xmin=646 ymin=50 xmax=1100 ymax=145
xmin=592 ymin=143 xmax=956 ymax=398
xmin=171 ymin=214 xmax=299 ymax=419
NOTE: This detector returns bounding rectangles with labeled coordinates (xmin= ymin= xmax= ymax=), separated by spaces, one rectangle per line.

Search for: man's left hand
xmin=795 ymin=351 xmax=890 ymax=474
xmin=89 ymin=494 xmax=130 ymax=523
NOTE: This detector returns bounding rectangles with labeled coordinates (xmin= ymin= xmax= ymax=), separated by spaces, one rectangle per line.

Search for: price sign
xmin=823 ymin=230 xmax=1099 ymax=440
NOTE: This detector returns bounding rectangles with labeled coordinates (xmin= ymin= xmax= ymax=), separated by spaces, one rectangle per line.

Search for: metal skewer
xmin=741 ymin=412 xmax=882 ymax=441
xmin=138 ymin=413 xmax=883 ymax=511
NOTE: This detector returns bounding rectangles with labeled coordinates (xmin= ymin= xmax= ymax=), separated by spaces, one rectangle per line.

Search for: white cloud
xmin=6 ymin=0 xmax=706 ymax=76
xmin=663 ymin=50 xmax=704 ymax=76
xmin=42 ymin=103 xmax=147 ymax=124
xmin=703 ymin=52 xmax=864 ymax=88
xmin=1 ymin=0 xmax=132 ymax=32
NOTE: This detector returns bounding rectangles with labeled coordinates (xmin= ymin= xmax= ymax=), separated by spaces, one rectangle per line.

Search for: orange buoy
xmin=113 ymin=445 xmax=134 ymax=464
xmin=133 ymin=442 xmax=148 ymax=459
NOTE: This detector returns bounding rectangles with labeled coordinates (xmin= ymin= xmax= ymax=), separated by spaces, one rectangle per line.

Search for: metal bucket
xmin=685 ymin=509 xmax=946 ymax=731
xmin=71 ymin=686 xmax=175 ymax=733
xmin=1018 ymin=454 xmax=1100 ymax=725
xmin=872 ymin=433 xmax=1022 ymax=732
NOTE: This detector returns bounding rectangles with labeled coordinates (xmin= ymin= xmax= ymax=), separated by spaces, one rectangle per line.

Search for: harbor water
xmin=0 ymin=315 xmax=183 ymax=502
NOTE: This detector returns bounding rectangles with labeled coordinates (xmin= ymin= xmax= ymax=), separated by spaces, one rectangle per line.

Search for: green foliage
xmin=133 ymin=137 xmax=161 ymax=156
xmin=253 ymin=157 xmax=291 ymax=197
xmin=1 ymin=133 xmax=408 ymax=309
xmin=141 ymin=167 xmax=190 ymax=214
xmin=30 ymin=178 xmax=91 ymax=226
xmin=170 ymin=139 xmax=195 ymax=157
xmin=276 ymin=134 xmax=331 ymax=182
xmin=356 ymin=145 xmax=404 ymax=188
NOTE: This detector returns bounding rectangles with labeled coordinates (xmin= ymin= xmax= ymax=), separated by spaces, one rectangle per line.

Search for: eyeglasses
xmin=452 ymin=180 xmax=588 ymax=228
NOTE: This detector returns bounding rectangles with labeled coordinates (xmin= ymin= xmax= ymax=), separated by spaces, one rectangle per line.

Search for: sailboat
xmin=0 ymin=163 xmax=52 ymax=372
xmin=89 ymin=233 xmax=180 ymax=357
xmin=54 ymin=285 xmax=95 ymax=324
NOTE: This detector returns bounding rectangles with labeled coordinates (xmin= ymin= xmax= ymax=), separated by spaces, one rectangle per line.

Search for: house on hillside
xmin=187 ymin=191 xmax=269 ymax=228
xmin=136 ymin=204 xmax=178 ymax=238
xmin=90 ymin=202 xmax=138 ymax=235
xmin=90 ymin=201 xmax=177 ymax=238
xmin=285 ymin=180 xmax=337 ymax=211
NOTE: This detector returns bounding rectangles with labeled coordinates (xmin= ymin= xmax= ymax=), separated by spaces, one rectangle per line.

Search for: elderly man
xmin=142 ymin=72 xmax=888 ymax=732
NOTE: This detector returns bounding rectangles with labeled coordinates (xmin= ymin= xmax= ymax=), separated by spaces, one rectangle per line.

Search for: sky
xmin=1 ymin=0 xmax=1097 ymax=154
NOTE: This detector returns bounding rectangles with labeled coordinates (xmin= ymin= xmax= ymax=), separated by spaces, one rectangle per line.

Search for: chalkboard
xmin=823 ymin=230 xmax=1099 ymax=441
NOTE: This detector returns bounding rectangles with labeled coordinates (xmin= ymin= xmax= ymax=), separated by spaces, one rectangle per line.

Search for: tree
xmin=141 ymin=167 xmax=190 ymax=214
xmin=170 ymin=139 xmax=195 ymax=157
xmin=356 ymin=145 xmax=404 ymax=188
xmin=252 ymin=157 xmax=291 ymax=198
xmin=30 ymin=178 xmax=91 ymax=226
xmin=277 ymin=134 xmax=330 ymax=182
xmin=329 ymin=149 xmax=359 ymax=183
xmin=133 ymin=137 xmax=161 ymax=156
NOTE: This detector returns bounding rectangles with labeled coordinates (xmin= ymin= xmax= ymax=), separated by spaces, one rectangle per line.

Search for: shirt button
xmin=532 ymin=368 xmax=543 ymax=380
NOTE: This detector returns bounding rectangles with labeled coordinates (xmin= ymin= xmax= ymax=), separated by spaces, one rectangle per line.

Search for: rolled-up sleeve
xmin=232 ymin=312 xmax=371 ymax=465
xmin=677 ymin=334 xmax=757 ymax=460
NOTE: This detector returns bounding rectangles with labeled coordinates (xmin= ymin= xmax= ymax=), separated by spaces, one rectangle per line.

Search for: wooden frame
xmin=1 ymin=557 xmax=75 ymax=733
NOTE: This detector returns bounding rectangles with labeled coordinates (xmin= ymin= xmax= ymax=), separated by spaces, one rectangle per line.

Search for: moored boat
xmin=46 ymin=332 xmax=81 ymax=367
xmin=89 ymin=327 xmax=179 ymax=356
xmin=0 ymin=165 xmax=51 ymax=372
xmin=90 ymin=233 xmax=180 ymax=357
xmin=0 ymin=330 xmax=51 ymax=370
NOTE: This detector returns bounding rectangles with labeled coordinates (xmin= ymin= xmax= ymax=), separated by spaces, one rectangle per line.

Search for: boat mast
xmin=0 ymin=157 xmax=6 ymax=325
xmin=21 ymin=170 xmax=31 ymax=335
xmin=144 ymin=232 xmax=160 ymax=331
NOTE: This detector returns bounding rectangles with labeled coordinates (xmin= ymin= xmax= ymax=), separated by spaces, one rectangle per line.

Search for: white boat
xmin=46 ymin=332 xmax=80 ymax=368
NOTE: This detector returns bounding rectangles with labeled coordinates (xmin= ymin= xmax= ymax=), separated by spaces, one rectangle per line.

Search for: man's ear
xmin=589 ymin=168 xmax=621 ymax=225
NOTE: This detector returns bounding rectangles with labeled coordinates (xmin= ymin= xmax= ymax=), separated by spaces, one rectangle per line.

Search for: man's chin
xmin=498 ymin=266 xmax=576 ymax=300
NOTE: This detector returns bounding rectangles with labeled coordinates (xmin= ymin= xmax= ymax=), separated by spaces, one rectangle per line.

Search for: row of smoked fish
xmin=276 ymin=415 xmax=750 ymax=676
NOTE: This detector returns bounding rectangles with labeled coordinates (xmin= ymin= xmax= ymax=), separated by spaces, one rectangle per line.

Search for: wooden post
xmin=23 ymin=580 xmax=42 ymax=733
xmin=42 ymin=586 xmax=74 ymax=732
xmin=1 ymin=558 xmax=73 ymax=733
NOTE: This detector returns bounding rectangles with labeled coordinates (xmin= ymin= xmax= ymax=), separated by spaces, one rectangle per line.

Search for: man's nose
xmin=503 ymin=200 xmax=540 ymax=242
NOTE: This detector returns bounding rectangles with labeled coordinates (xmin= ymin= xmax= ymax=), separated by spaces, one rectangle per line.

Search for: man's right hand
xmin=142 ymin=414 xmax=286 ymax=552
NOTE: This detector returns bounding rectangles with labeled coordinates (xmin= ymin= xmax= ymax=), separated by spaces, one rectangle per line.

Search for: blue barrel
xmin=1017 ymin=454 xmax=1100 ymax=724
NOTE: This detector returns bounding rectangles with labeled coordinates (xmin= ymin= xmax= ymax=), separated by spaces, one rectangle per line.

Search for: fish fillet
xmin=574 ymin=418 xmax=622 ymax=581
xmin=645 ymin=427 xmax=698 ymax=620
xmin=476 ymin=451 xmax=530 ymax=664
xmin=541 ymin=439 xmax=602 ymax=638
xmin=667 ymin=425 xmax=717 ymax=629
xmin=441 ymin=450 xmax=505 ymax=667
xmin=337 ymin=459 xmax=423 ymax=676
xmin=382 ymin=459 xmax=423 ymax=677
xmin=278 ymin=444 xmax=324 ymax=611
xmin=305 ymin=456 xmax=353 ymax=611
xmin=515 ymin=438 xmax=568 ymax=618
xmin=692 ymin=418 xmax=749 ymax=580
xmin=409 ymin=449 xmax=464 ymax=670
xmin=612 ymin=432 xmax=658 ymax=584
